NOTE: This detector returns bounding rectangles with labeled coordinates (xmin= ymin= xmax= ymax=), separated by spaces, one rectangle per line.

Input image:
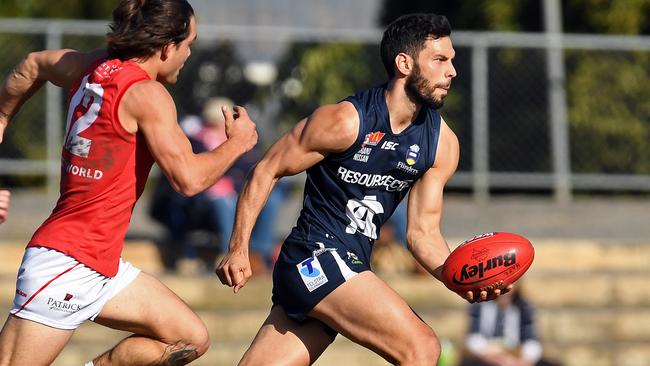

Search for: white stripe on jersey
xmin=330 ymin=250 xmax=358 ymax=281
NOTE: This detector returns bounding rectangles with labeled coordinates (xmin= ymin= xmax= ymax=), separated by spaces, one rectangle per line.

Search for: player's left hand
xmin=215 ymin=248 xmax=253 ymax=293
xmin=463 ymin=283 xmax=513 ymax=303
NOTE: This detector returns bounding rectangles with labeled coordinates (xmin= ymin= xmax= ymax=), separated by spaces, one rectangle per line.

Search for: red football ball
xmin=441 ymin=232 xmax=534 ymax=294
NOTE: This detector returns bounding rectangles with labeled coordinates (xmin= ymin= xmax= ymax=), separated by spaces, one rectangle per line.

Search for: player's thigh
xmin=310 ymin=271 xmax=439 ymax=363
xmin=93 ymin=272 xmax=208 ymax=349
xmin=239 ymin=306 xmax=334 ymax=366
xmin=0 ymin=314 xmax=74 ymax=366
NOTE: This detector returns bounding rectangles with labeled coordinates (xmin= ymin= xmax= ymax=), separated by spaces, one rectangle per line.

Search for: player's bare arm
xmin=407 ymin=120 xmax=511 ymax=303
xmin=406 ymin=117 xmax=459 ymax=279
xmin=216 ymin=101 xmax=359 ymax=292
xmin=0 ymin=49 xmax=106 ymax=143
xmin=121 ymin=80 xmax=258 ymax=196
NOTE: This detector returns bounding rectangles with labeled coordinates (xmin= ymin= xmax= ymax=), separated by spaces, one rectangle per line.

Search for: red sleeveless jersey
xmin=29 ymin=59 xmax=154 ymax=277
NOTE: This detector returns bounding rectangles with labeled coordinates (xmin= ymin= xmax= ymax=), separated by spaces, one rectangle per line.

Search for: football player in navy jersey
xmin=217 ymin=13 xmax=507 ymax=365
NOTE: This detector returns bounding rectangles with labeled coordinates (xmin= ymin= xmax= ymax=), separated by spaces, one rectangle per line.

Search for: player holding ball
xmin=217 ymin=13 xmax=528 ymax=366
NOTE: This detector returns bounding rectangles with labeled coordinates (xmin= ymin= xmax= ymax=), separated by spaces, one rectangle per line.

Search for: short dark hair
xmin=380 ymin=14 xmax=452 ymax=78
xmin=107 ymin=0 xmax=195 ymax=60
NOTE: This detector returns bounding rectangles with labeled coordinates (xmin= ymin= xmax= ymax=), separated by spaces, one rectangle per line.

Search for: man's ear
xmin=160 ymin=44 xmax=171 ymax=61
xmin=395 ymin=52 xmax=414 ymax=77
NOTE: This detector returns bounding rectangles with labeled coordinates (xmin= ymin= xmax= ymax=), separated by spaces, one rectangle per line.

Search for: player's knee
xmin=187 ymin=321 xmax=210 ymax=356
xmin=167 ymin=319 xmax=210 ymax=362
xmin=400 ymin=328 xmax=440 ymax=365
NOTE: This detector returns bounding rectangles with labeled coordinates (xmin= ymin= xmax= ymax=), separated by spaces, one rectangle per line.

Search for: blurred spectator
xmin=195 ymin=98 xmax=288 ymax=272
xmin=149 ymin=97 xmax=287 ymax=273
xmin=194 ymin=97 xmax=239 ymax=257
xmin=388 ymin=199 xmax=407 ymax=245
xmin=148 ymin=126 xmax=212 ymax=272
xmin=371 ymin=220 xmax=416 ymax=274
xmin=0 ymin=189 xmax=10 ymax=224
xmin=459 ymin=285 xmax=562 ymax=366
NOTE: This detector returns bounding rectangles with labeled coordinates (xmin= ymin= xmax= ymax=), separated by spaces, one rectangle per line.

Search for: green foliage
xmin=379 ymin=0 xmax=543 ymax=31
xmin=295 ymin=43 xmax=374 ymax=106
xmin=378 ymin=0 xmax=650 ymax=177
xmin=0 ymin=0 xmax=114 ymax=19
xmin=272 ymin=42 xmax=386 ymax=129
xmin=565 ymin=0 xmax=650 ymax=34
xmin=0 ymin=34 xmax=47 ymax=161
xmin=568 ymin=52 xmax=650 ymax=173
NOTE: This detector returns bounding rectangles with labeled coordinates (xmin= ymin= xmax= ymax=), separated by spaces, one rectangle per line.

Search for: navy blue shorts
xmin=271 ymin=232 xmax=371 ymax=324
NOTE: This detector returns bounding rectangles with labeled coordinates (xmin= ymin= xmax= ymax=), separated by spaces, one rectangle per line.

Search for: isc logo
xmin=381 ymin=141 xmax=399 ymax=150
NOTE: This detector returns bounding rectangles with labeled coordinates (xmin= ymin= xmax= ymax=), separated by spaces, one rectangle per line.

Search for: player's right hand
xmin=222 ymin=105 xmax=258 ymax=153
xmin=216 ymin=247 xmax=253 ymax=293
xmin=0 ymin=190 xmax=10 ymax=224
xmin=462 ymin=283 xmax=513 ymax=303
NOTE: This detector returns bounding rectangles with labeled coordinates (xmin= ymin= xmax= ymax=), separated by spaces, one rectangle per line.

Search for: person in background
xmin=197 ymin=97 xmax=287 ymax=273
xmin=195 ymin=97 xmax=239 ymax=254
xmin=460 ymin=284 xmax=562 ymax=366
xmin=0 ymin=190 xmax=10 ymax=224
xmin=150 ymin=98 xmax=287 ymax=274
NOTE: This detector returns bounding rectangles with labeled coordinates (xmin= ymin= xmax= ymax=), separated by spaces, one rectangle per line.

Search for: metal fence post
xmin=45 ymin=24 xmax=63 ymax=198
xmin=472 ymin=37 xmax=490 ymax=203
xmin=544 ymin=0 xmax=572 ymax=203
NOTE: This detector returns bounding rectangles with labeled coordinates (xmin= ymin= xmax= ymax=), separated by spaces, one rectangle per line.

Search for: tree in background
xmin=564 ymin=0 xmax=650 ymax=174
xmin=0 ymin=1 xmax=112 ymax=187
xmin=270 ymin=43 xmax=381 ymax=132
xmin=2 ymin=0 xmax=650 ymax=183
xmin=0 ymin=0 xmax=113 ymax=19
xmin=378 ymin=0 xmax=650 ymax=177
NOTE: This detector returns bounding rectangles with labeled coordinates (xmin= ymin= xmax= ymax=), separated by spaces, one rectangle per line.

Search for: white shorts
xmin=10 ymin=246 xmax=141 ymax=330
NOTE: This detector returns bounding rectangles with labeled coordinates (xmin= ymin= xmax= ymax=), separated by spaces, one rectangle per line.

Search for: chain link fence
xmin=1 ymin=19 xmax=650 ymax=201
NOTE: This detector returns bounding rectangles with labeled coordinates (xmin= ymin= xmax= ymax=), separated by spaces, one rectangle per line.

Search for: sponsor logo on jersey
xmin=381 ymin=141 xmax=399 ymax=150
xmin=405 ymin=144 xmax=420 ymax=165
xmin=94 ymin=61 xmax=123 ymax=80
xmin=347 ymin=251 xmax=364 ymax=265
xmin=362 ymin=131 xmax=385 ymax=147
xmin=353 ymin=146 xmax=372 ymax=163
xmin=299 ymin=257 xmax=321 ymax=277
xmin=47 ymin=294 xmax=84 ymax=313
xmin=396 ymin=161 xmax=419 ymax=175
xmin=297 ymin=257 xmax=328 ymax=292
xmin=337 ymin=166 xmax=412 ymax=192
xmin=62 ymin=159 xmax=104 ymax=180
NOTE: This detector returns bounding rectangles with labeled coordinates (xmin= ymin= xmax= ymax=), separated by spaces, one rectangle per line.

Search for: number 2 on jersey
xmin=64 ymin=75 xmax=105 ymax=158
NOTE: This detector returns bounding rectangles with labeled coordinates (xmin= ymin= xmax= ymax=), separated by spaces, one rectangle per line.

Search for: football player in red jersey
xmin=0 ymin=0 xmax=257 ymax=365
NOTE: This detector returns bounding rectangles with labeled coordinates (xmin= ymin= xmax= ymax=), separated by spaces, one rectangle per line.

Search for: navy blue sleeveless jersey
xmin=289 ymin=83 xmax=442 ymax=254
